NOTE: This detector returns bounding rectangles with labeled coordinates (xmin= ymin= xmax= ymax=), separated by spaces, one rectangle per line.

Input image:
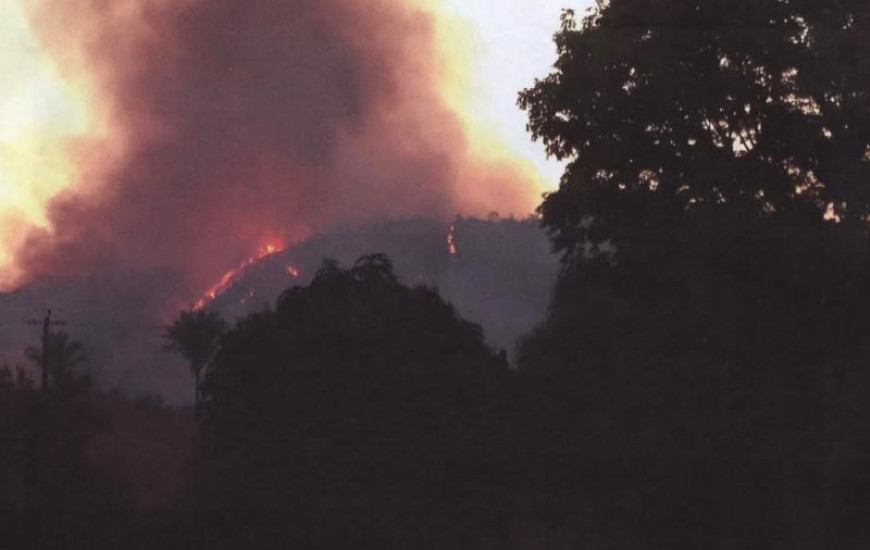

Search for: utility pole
xmin=41 ymin=309 xmax=51 ymax=392
xmin=24 ymin=309 xmax=65 ymax=508
xmin=25 ymin=309 xmax=67 ymax=392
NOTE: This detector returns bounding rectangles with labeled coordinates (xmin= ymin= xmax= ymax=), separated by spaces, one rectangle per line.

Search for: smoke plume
xmin=5 ymin=0 xmax=540 ymax=399
xmin=18 ymin=0 xmax=537 ymax=298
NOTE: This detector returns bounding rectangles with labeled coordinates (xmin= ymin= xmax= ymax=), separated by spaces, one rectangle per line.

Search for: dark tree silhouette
xmin=0 ymin=364 xmax=34 ymax=507
xmin=197 ymin=254 xmax=512 ymax=548
xmin=164 ymin=309 xmax=227 ymax=415
xmin=517 ymin=2 xmax=870 ymax=548
xmin=520 ymin=2 xmax=870 ymax=256
xmin=13 ymin=335 xmax=125 ymax=512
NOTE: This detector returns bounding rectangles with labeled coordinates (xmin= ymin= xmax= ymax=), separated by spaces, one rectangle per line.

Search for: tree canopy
xmin=516 ymin=2 xmax=870 ymax=546
xmin=197 ymin=254 xmax=512 ymax=547
xmin=520 ymin=1 xmax=870 ymax=256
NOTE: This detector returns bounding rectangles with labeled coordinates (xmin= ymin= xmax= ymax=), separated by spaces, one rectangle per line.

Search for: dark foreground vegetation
xmin=7 ymin=0 xmax=870 ymax=548
xmin=7 ymin=244 xmax=870 ymax=548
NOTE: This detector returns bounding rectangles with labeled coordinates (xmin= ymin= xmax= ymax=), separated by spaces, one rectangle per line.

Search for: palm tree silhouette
xmin=164 ymin=309 xmax=227 ymax=415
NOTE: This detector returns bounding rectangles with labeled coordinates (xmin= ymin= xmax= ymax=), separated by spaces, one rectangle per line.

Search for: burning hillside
xmin=3 ymin=0 xmax=545 ymax=300
xmin=194 ymin=239 xmax=286 ymax=310
xmin=205 ymin=217 xmax=559 ymax=362
xmin=0 ymin=0 xmax=560 ymax=401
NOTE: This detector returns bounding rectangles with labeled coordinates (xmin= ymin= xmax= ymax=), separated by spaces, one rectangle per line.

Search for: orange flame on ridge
xmin=447 ymin=224 xmax=457 ymax=255
xmin=193 ymin=237 xmax=285 ymax=309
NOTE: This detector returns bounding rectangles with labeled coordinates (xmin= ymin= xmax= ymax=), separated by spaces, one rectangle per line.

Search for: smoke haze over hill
xmin=15 ymin=0 xmax=540 ymax=299
xmin=1 ymin=217 xmax=557 ymax=402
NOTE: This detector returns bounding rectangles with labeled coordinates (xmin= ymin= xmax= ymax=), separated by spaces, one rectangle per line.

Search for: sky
xmin=433 ymin=0 xmax=581 ymax=184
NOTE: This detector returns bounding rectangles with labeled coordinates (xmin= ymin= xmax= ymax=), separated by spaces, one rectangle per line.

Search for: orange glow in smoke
xmin=0 ymin=1 xmax=104 ymax=288
xmin=260 ymin=240 xmax=283 ymax=256
xmin=286 ymin=265 xmax=300 ymax=277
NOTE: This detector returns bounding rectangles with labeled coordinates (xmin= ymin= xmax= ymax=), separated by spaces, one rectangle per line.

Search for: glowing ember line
xmin=447 ymin=224 xmax=457 ymax=255
xmin=194 ymin=240 xmax=285 ymax=309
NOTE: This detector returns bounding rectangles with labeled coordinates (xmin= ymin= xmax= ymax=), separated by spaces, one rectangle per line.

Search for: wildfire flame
xmin=193 ymin=238 xmax=286 ymax=309
xmin=447 ymin=224 xmax=457 ymax=255
xmin=286 ymin=265 xmax=300 ymax=277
